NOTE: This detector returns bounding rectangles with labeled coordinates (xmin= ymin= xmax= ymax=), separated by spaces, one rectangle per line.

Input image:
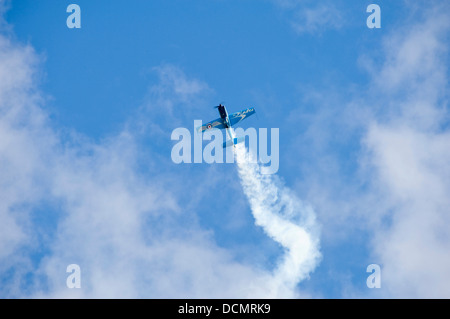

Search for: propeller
xmin=213 ymin=102 xmax=225 ymax=109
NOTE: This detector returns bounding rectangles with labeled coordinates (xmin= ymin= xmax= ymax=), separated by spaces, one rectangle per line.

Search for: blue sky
xmin=1 ymin=0 xmax=450 ymax=298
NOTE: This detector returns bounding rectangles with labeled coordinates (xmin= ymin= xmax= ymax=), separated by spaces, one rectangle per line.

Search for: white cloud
xmin=291 ymin=4 xmax=343 ymax=34
xmin=359 ymin=3 xmax=450 ymax=297
xmin=281 ymin=1 xmax=450 ymax=298
xmin=273 ymin=0 xmax=344 ymax=34
xmin=365 ymin=125 xmax=450 ymax=297
xmin=143 ymin=64 xmax=212 ymax=122
xmin=0 ymin=20 xmax=308 ymax=298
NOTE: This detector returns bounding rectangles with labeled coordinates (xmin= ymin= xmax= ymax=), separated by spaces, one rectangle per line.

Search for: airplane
xmin=197 ymin=104 xmax=256 ymax=148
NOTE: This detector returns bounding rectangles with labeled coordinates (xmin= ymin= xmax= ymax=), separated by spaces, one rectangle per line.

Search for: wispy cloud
xmin=360 ymin=3 xmax=450 ymax=297
xmin=273 ymin=0 xmax=344 ymax=34
xmin=0 ymin=16 xmax=313 ymax=297
xmin=284 ymin=2 xmax=450 ymax=297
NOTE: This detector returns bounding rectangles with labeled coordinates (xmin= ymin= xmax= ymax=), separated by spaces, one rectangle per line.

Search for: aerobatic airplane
xmin=197 ymin=104 xmax=256 ymax=148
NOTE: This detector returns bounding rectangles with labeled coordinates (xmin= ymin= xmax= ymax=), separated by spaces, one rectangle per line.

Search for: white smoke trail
xmin=233 ymin=142 xmax=321 ymax=296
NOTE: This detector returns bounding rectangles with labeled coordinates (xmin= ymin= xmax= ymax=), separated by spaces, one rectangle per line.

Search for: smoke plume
xmin=234 ymin=141 xmax=321 ymax=296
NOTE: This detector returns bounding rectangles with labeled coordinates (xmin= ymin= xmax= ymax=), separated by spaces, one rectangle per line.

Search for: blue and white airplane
xmin=197 ymin=104 xmax=256 ymax=148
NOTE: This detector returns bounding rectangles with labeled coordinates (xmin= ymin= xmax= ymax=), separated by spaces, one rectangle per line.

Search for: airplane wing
xmin=229 ymin=107 xmax=256 ymax=127
xmin=197 ymin=117 xmax=227 ymax=133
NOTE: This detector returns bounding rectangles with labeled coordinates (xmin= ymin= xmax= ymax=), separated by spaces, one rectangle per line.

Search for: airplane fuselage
xmin=217 ymin=104 xmax=235 ymax=140
xmin=197 ymin=103 xmax=256 ymax=148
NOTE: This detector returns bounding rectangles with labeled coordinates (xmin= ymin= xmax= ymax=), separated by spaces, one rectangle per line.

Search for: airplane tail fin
xmin=223 ymin=136 xmax=245 ymax=148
